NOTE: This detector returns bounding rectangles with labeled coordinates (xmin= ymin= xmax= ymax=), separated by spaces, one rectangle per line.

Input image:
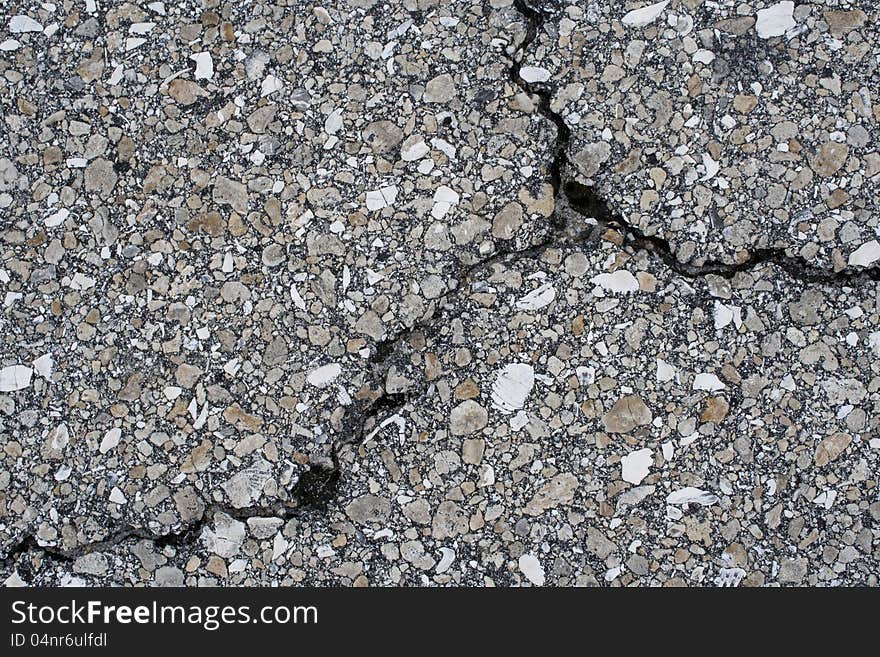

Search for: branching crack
xmin=342 ymin=0 xmax=585 ymax=449
xmin=5 ymin=0 xmax=877 ymax=579
xmin=349 ymin=0 xmax=880 ymax=497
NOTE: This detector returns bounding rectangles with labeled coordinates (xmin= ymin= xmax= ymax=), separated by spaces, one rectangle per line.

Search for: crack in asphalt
xmin=1 ymin=2 xmax=563 ymax=578
xmin=511 ymin=0 xmax=880 ymax=286
xmin=346 ymin=0 xmax=880 ymax=522
xmin=567 ymin=179 xmax=880 ymax=284
xmin=343 ymin=0 xmax=589 ymax=449
xmin=1 ymin=461 xmax=340 ymax=575
xmin=5 ymin=0 xmax=878 ymax=579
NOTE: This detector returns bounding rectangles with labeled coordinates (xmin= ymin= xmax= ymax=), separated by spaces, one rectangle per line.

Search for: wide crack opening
xmin=514 ymin=0 xmax=880 ymax=287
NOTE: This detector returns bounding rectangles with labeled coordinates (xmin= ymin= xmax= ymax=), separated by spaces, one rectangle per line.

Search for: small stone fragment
xmin=424 ymin=73 xmax=456 ymax=103
xmin=814 ymin=433 xmax=852 ymax=467
xmin=755 ymin=1 xmax=796 ymax=38
xmin=449 ymin=400 xmax=488 ymax=435
xmin=518 ymin=554 xmax=545 ymax=585
xmin=0 ymin=365 xmax=32 ymax=392
xmin=524 ymin=473 xmax=578 ymax=516
xmin=621 ymin=448 xmax=652 ymax=485
xmin=602 ymin=395 xmax=652 ymax=434
xmin=621 ymin=1 xmax=669 ymax=28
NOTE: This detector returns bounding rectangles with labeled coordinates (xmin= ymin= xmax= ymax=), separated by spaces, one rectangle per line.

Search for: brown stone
xmin=826 ymin=188 xmax=849 ymax=209
xmin=823 ymin=10 xmax=866 ymax=35
xmin=810 ymin=142 xmax=849 ymax=177
xmin=168 ymin=78 xmax=208 ymax=105
xmin=602 ymin=394 xmax=652 ymax=434
xmin=700 ymin=396 xmax=729 ymax=423
xmin=223 ymin=404 xmax=264 ymax=432
xmin=454 ymin=378 xmax=480 ymax=400
xmin=187 ymin=211 xmax=226 ymax=236
xmin=814 ymin=432 xmax=851 ymax=467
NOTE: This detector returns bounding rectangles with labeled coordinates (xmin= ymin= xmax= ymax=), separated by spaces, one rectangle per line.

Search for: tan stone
xmin=180 ymin=440 xmax=212 ymax=473
xmin=733 ymin=94 xmax=758 ymax=114
xmin=423 ymin=73 xmax=456 ymax=103
xmin=174 ymin=363 xmax=202 ymax=388
xmin=84 ymin=158 xmax=117 ymax=197
xmin=461 ymin=438 xmax=485 ymax=465
xmin=714 ymin=16 xmax=755 ymax=35
xmin=449 ymin=400 xmax=488 ymax=435
xmin=213 ymin=176 xmax=249 ymax=213
xmin=823 ymin=10 xmax=866 ymax=35
xmin=491 ymin=201 xmax=524 ymax=240
xmin=424 ymin=353 xmax=442 ymax=380
xmin=814 ymin=432 xmax=851 ymax=467
xmin=206 ymin=556 xmax=228 ymax=578
xmin=810 ymin=142 xmax=849 ymax=177
xmin=524 ymin=473 xmax=579 ymax=516
xmin=168 ymin=78 xmax=208 ymax=105
xmin=602 ymin=394 xmax=652 ymax=433
xmin=700 ymin=396 xmax=729 ymax=423
xmin=223 ymin=404 xmax=264 ymax=432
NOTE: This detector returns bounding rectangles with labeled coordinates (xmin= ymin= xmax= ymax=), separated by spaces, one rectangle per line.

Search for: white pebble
xmin=9 ymin=15 xmax=44 ymax=33
xmin=755 ymin=1 xmax=796 ymax=39
xmin=0 ymin=365 xmax=33 ymax=392
xmin=518 ymin=554 xmax=545 ymax=586
xmin=621 ymin=0 xmax=669 ymax=28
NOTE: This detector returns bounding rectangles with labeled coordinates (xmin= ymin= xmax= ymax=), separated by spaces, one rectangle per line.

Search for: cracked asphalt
xmin=1 ymin=0 xmax=879 ymax=586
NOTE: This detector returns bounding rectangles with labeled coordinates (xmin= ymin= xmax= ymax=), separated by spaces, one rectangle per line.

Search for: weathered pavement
xmin=1 ymin=1 xmax=878 ymax=586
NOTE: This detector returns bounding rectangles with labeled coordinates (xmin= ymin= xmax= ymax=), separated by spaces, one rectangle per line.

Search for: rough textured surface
xmin=1 ymin=0 xmax=878 ymax=587
xmin=528 ymin=0 xmax=880 ymax=270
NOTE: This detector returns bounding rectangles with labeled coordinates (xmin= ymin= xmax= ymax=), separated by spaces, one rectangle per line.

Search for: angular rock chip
xmin=524 ymin=473 xmax=578 ymax=516
xmin=602 ymin=395 xmax=652 ymax=434
xmin=814 ymin=433 xmax=852 ymax=467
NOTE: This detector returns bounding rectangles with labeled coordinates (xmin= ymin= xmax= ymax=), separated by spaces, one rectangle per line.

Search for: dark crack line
xmin=1 ymin=461 xmax=339 ymax=573
xmin=512 ymin=0 xmax=880 ymax=287
xmin=4 ymin=0 xmax=573 ymax=578
xmin=511 ymin=0 xmax=568 ymax=209
xmin=350 ymin=0 xmax=880 ymax=467
xmin=343 ymin=0 xmax=586 ymax=447
xmin=567 ymin=179 xmax=880 ymax=285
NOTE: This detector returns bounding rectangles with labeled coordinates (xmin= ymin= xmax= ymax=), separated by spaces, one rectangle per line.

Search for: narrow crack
xmin=1 ymin=460 xmax=340 ymax=573
xmin=350 ymin=0 xmax=880 ymax=468
xmin=568 ymin=180 xmax=880 ymax=285
xmin=342 ymin=0 xmax=585 ymax=448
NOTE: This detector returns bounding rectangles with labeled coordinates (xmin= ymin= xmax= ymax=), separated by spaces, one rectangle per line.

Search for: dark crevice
xmin=3 ymin=0 xmax=571 ymax=578
xmin=511 ymin=0 xmax=568 ymax=212
xmin=346 ymin=0 xmax=585 ymax=449
xmin=567 ymin=180 xmax=880 ymax=284
xmin=512 ymin=0 xmax=880 ymax=288
xmin=1 ymin=459 xmax=341 ymax=573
